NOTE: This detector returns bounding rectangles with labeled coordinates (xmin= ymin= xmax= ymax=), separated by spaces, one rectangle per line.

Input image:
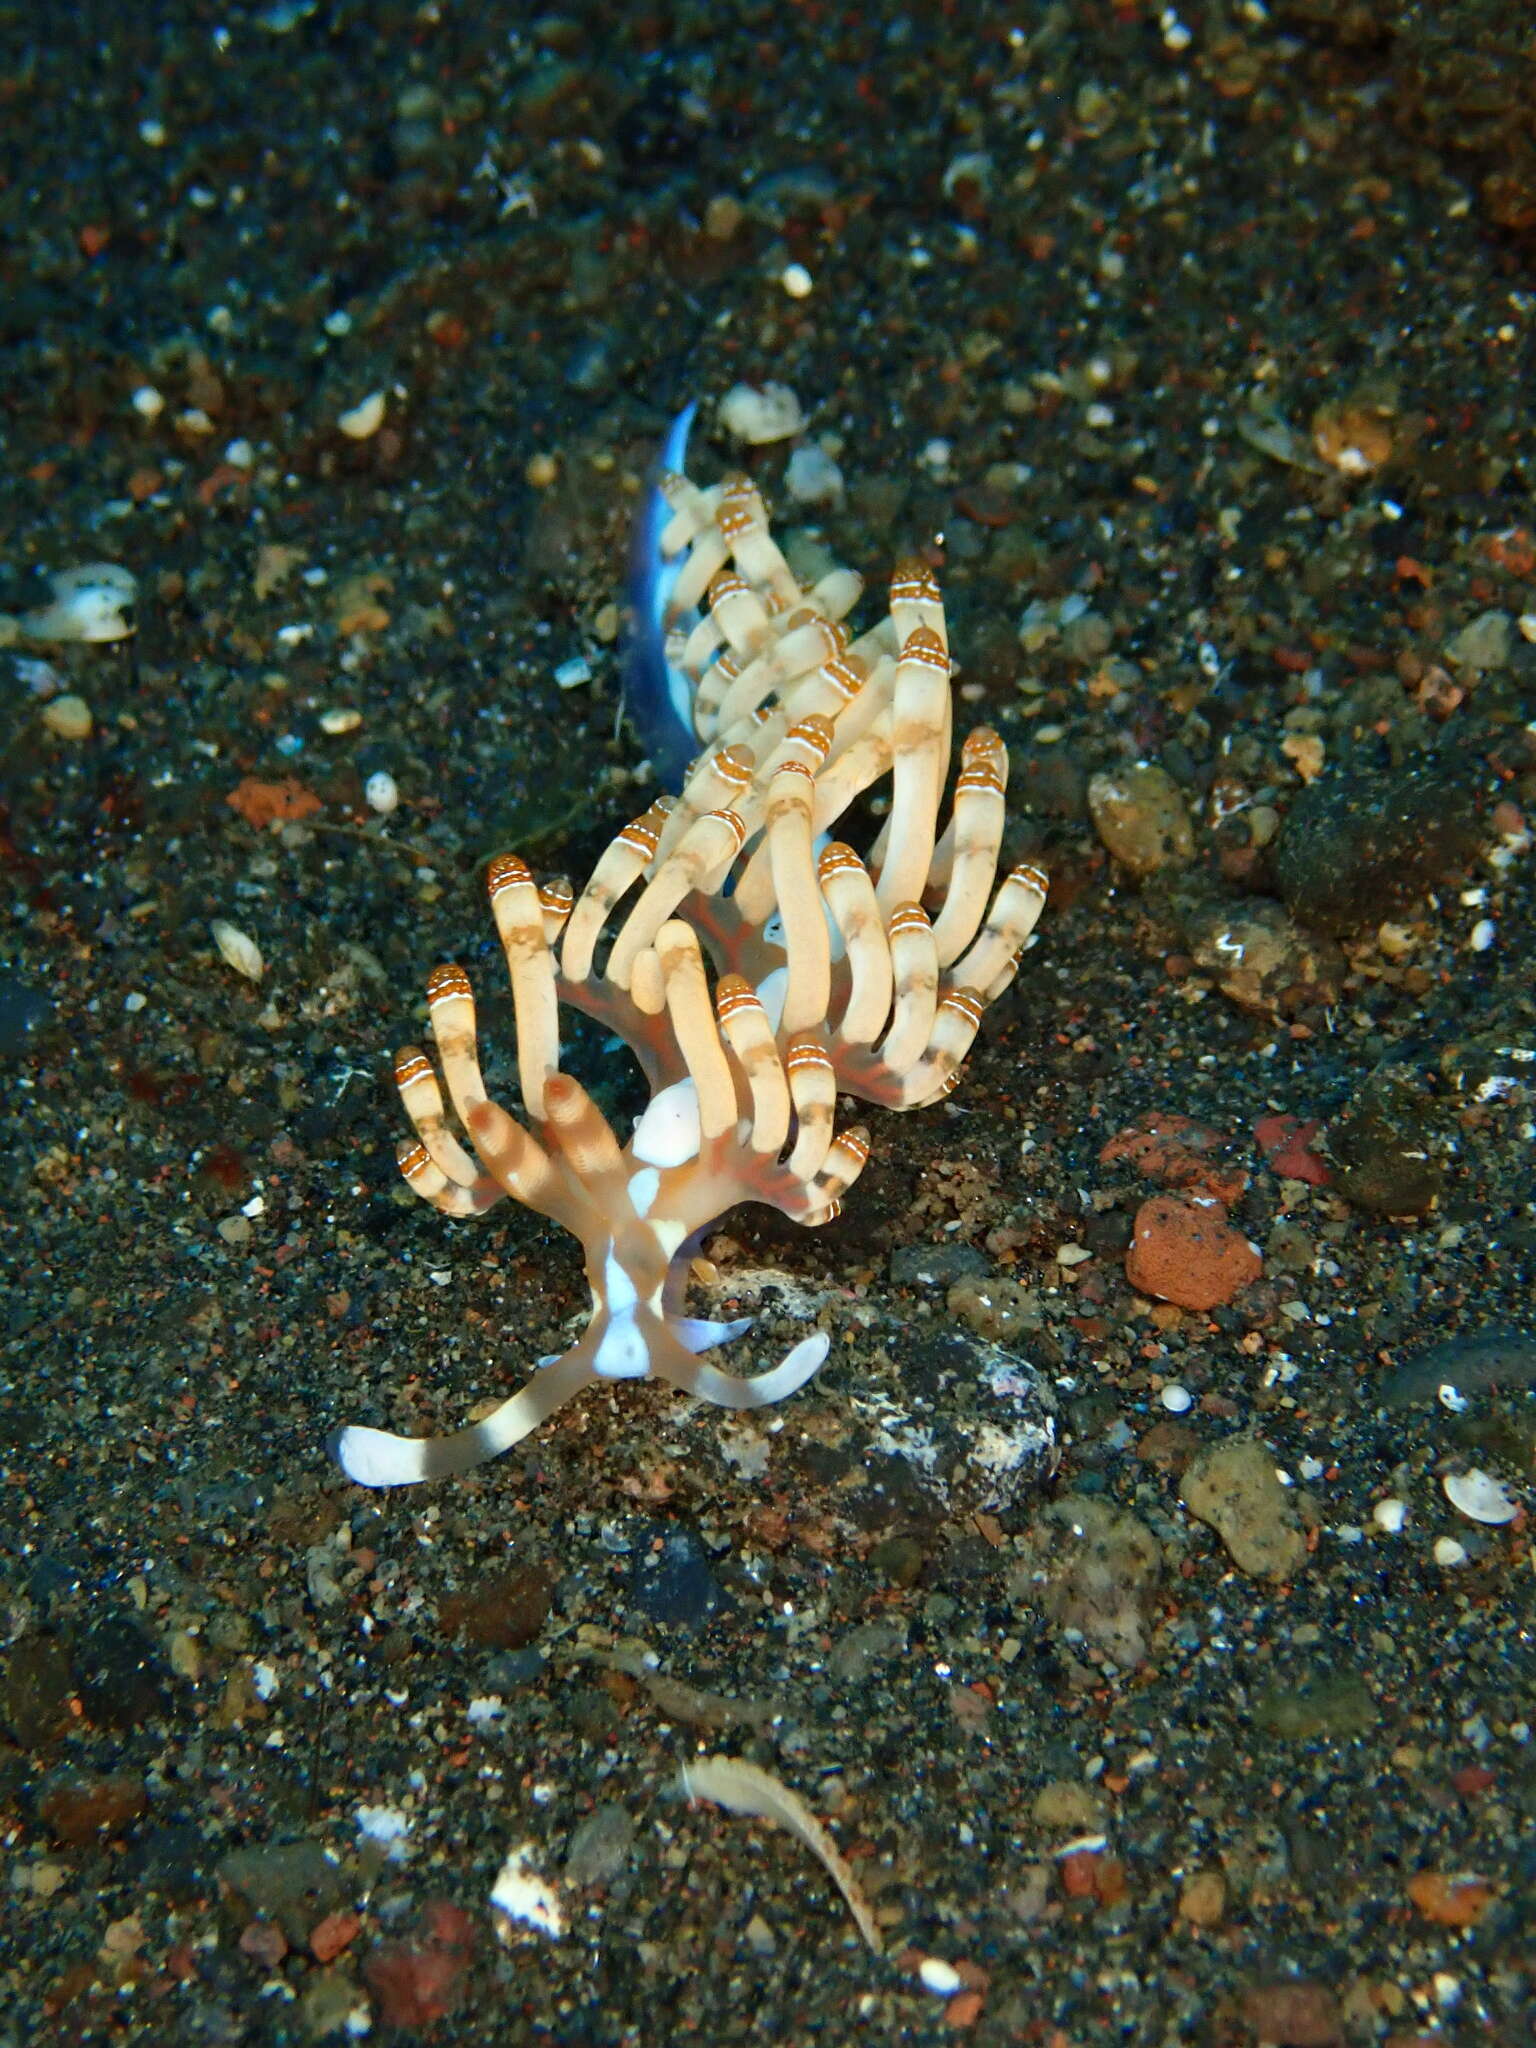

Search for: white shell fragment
xmin=1443 ymin=1468 xmax=1520 ymax=1526
xmin=489 ymin=1842 xmax=566 ymax=1941
xmin=717 ymin=381 xmax=804 ymax=445
xmin=680 ymin=1753 xmax=881 ymax=1953
xmin=210 ymin=918 xmax=265 ymax=982
xmin=918 ymin=1957 xmax=963 ymax=1996
xmin=364 ymin=769 xmax=400 ymax=815
xmin=337 ymin=389 xmax=387 ymax=440
xmin=21 ymin=563 xmax=137 ymax=643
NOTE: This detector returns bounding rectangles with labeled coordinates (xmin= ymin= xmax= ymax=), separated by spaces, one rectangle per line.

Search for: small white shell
xmin=337 ymin=390 xmax=386 ymax=440
xmin=210 ymin=918 xmax=265 ymax=982
xmin=364 ymin=769 xmax=399 ymax=815
xmin=1442 ymin=1468 xmax=1520 ymax=1526
xmin=717 ymin=381 xmax=804 ymax=444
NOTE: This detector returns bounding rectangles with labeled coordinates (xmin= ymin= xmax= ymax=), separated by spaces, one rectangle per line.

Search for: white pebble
xmin=1159 ymin=1383 xmax=1192 ymax=1414
xmin=210 ymin=919 xmax=264 ymax=982
xmin=337 ymin=390 xmax=386 ymax=440
xmin=1443 ymin=1468 xmax=1520 ymax=1526
xmin=1433 ymin=1536 xmax=1469 ymax=1568
xmin=319 ymin=707 xmax=362 ymax=735
xmin=1372 ymin=1497 xmax=1408 ymax=1533
xmin=131 ymin=385 xmax=165 ymax=420
xmin=780 ymin=262 xmax=814 ymax=299
xmin=224 ymin=438 xmax=255 ymax=469
xmin=785 ymin=444 xmax=844 ymax=509
xmin=553 ymin=655 xmax=592 ymax=690
xmin=364 ymin=770 xmax=400 ymax=816
xmin=717 ymin=381 xmax=804 ymax=445
xmin=917 ymin=1956 xmax=963 ymax=1996
xmin=1468 ymin=918 xmax=1496 ymax=953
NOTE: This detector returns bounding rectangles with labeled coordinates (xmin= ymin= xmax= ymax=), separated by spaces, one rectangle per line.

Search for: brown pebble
xmin=1178 ymin=1868 xmax=1226 ymax=1927
xmin=310 ymin=1909 xmax=363 ymax=1961
xmin=38 ymin=1772 xmax=148 ymax=1846
xmin=1405 ymin=1869 xmax=1495 ymax=1927
xmin=238 ymin=1919 xmax=288 ymax=1968
xmin=1125 ymin=1194 xmax=1261 ymax=1311
xmin=1240 ymin=1979 xmax=1343 ymax=2046
xmin=437 ymin=1565 xmax=552 ymax=1650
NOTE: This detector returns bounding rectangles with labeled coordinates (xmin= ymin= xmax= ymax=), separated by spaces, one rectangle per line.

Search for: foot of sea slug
xmin=330 ymin=1350 xmax=596 ymax=1489
xmin=653 ymin=1330 xmax=831 ymax=1408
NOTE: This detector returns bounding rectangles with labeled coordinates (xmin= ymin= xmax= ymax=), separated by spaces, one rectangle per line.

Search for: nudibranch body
xmin=332 ymin=428 xmax=1047 ymax=1488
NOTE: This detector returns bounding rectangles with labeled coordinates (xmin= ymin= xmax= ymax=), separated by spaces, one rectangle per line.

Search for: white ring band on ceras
xmin=331 ymin=428 xmax=1048 ymax=1488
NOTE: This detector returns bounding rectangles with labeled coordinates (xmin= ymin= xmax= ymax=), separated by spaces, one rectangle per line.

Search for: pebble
xmin=563 ymin=1803 xmax=637 ymax=1887
xmin=1328 ymin=1065 xmax=1447 ymax=1217
xmin=1433 ymin=1536 xmax=1469 ymax=1567
xmin=40 ymin=693 xmax=92 ymax=739
xmin=1009 ymin=1495 xmax=1162 ymax=1667
xmin=1372 ymin=1497 xmax=1408 ymax=1533
xmin=1272 ymin=755 xmax=1485 ymax=936
xmin=337 ymin=390 xmax=386 ymax=439
xmin=1443 ymin=608 xmax=1512 ymax=673
xmin=1180 ymin=1437 xmax=1307 ymax=1582
xmin=1184 ymin=898 xmax=1343 ymax=1015
xmin=1089 ymin=761 xmax=1196 ymax=872
xmin=717 ymin=381 xmax=804 ymax=443
xmin=785 ymin=443 xmax=844 ymax=507
xmin=364 ymin=769 xmax=400 ymax=815
xmin=1159 ymin=1383 xmax=1193 ymax=1414
xmin=918 ymin=1956 xmax=963 ymax=1996
xmin=1380 ymin=1327 xmax=1536 ymax=1407
xmin=1124 ymin=1194 xmax=1261 ymax=1311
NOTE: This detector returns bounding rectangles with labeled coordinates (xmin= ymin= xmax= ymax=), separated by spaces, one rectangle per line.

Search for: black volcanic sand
xmin=1 ymin=4 xmax=1532 ymax=2043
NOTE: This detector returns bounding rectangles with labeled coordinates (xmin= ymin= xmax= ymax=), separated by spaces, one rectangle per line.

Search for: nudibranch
xmin=332 ymin=424 xmax=1048 ymax=1488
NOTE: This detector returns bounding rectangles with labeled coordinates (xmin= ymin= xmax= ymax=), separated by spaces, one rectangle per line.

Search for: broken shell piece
xmin=1442 ymin=1468 xmax=1519 ymax=1526
xmin=337 ymin=390 xmax=386 ymax=440
xmin=680 ymin=1753 xmax=881 ymax=1952
xmin=210 ymin=918 xmax=265 ymax=982
xmin=21 ymin=563 xmax=138 ymax=643
xmin=718 ymin=382 xmax=804 ymax=445
xmin=489 ymin=1841 xmax=565 ymax=1941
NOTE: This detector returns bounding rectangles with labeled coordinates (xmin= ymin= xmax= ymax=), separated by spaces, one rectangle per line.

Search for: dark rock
xmin=1251 ymin=1667 xmax=1377 ymax=1741
xmin=217 ymin=1839 xmax=346 ymax=1947
xmin=1009 ymin=1496 xmax=1163 ymax=1667
xmin=437 ymin=1565 xmax=552 ymax=1651
xmin=0 ymin=1635 xmax=75 ymax=1748
xmin=38 ymin=1770 xmax=150 ymax=1846
xmin=1273 ymin=754 xmax=1485 ymax=935
xmin=627 ymin=1528 xmax=731 ymax=1630
xmin=73 ymin=1615 xmax=173 ymax=1731
xmin=564 ymin=1802 xmax=636 ymax=1887
xmin=1327 ymin=1065 xmax=1449 ymax=1216
xmin=888 ymin=1241 xmax=990 ymax=1287
xmin=1379 ymin=1327 xmax=1536 ymax=1407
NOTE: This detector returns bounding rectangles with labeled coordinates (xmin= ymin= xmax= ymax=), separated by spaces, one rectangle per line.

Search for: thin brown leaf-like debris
xmin=679 ymin=1753 xmax=883 ymax=1954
